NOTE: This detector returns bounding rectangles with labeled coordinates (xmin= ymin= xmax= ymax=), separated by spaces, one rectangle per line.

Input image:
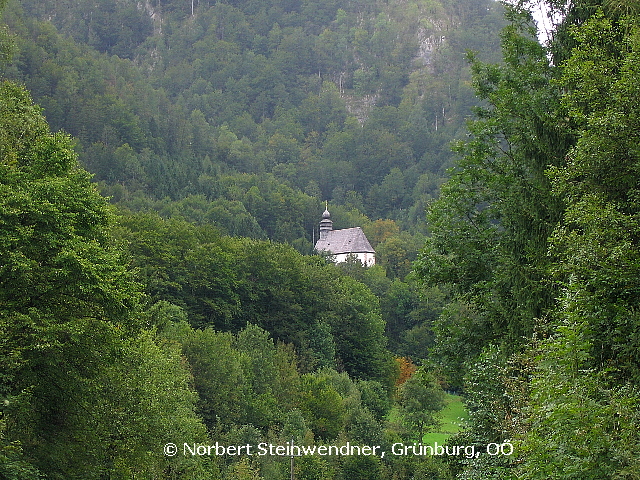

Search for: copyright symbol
xmin=164 ymin=443 xmax=177 ymax=456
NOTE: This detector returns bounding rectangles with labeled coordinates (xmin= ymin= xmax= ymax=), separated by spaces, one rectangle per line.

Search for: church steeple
xmin=314 ymin=202 xmax=375 ymax=266
xmin=319 ymin=202 xmax=333 ymax=240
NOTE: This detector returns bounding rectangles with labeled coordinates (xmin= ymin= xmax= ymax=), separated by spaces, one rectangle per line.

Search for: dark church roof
xmin=315 ymin=227 xmax=375 ymax=255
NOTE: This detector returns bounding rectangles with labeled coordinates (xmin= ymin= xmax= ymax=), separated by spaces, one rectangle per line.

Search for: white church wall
xmin=334 ymin=252 xmax=376 ymax=267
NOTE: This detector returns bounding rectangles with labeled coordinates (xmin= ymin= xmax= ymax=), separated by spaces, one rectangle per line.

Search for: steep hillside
xmin=1 ymin=0 xmax=504 ymax=245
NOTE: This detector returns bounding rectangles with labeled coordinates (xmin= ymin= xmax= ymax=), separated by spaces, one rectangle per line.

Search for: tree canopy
xmin=416 ymin=1 xmax=640 ymax=478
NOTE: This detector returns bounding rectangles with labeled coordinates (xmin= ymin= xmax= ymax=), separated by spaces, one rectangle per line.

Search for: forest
xmin=1 ymin=0 xmax=640 ymax=478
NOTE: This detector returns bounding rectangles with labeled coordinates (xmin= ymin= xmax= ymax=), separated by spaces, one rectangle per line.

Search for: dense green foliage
xmin=5 ymin=0 xmax=639 ymax=477
xmin=397 ymin=367 xmax=445 ymax=440
xmin=416 ymin=1 xmax=640 ymax=478
xmin=1 ymin=0 xmax=505 ymax=243
xmin=0 ymin=81 xmax=211 ymax=479
xmin=0 ymin=0 xmax=506 ymax=393
xmin=0 ymin=76 xmax=451 ymax=480
xmin=416 ymin=6 xmax=572 ymax=360
xmin=114 ymin=210 xmax=392 ymax=381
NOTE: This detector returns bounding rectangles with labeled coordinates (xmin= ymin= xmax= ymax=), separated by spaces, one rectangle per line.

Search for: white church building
xmin=314 ymin=207 xmax=376 ymax=267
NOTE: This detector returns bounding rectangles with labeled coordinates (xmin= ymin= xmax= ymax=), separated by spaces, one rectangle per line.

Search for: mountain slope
xmin=2 ymin=0 xmax=505 ymax=244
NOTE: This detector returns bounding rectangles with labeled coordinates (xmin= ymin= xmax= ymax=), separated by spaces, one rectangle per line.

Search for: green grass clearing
xmin=387 ymin=392 xmax=468 ymax=444
xmin=422 ymin=393 xmax=468 ymax=445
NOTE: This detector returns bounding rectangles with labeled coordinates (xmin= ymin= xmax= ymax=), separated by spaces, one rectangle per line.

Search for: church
xmin=314 ymin=207 xmax=376 ymax=267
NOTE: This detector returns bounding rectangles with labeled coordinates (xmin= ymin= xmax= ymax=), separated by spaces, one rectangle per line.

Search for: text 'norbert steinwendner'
xmin=181 ymin=442 xmax=383 ymax=457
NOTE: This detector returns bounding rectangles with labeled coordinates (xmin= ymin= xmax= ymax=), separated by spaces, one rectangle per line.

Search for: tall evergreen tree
xmin=518 ymin=7 xmax=640 ymax=477
xmin=417 ymin=1 xmax=640 ymax=478
xmin=415 ymin=4 xmax=573 ymax=362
